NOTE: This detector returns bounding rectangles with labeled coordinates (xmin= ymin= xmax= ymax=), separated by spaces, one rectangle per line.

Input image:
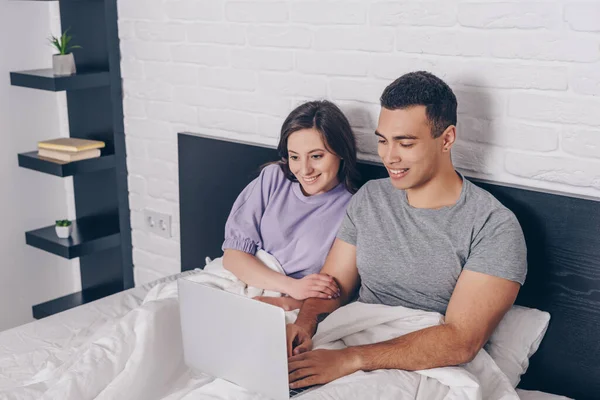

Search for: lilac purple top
xmin=222 ymin=164 xmax=352 ymax=278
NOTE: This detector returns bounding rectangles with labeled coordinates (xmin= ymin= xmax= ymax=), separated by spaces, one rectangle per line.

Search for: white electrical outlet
xmin=144 ymin=209 xmax=172 ymax=238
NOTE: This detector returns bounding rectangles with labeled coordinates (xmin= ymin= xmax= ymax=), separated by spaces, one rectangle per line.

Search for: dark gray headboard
xmin=178 ymin=132 xmax=600 ymax=400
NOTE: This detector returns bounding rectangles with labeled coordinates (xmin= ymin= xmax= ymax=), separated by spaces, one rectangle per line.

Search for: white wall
xmin=0 ymin=0 xmax=80 ymax=331
xmin=115 ymin=0 xmax=600 ymax=285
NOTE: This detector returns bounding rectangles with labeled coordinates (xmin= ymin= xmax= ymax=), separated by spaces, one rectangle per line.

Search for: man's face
xmin=376 ymin=106 xmax=446 ymax=191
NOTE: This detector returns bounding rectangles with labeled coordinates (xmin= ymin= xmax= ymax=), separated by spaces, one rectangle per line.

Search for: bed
xmin=1 ymin=132 xmax=599 ymax=400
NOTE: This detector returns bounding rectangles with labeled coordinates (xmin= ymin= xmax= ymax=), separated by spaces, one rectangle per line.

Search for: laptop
xmin=178 ymin=277 xmax=313 ymax=400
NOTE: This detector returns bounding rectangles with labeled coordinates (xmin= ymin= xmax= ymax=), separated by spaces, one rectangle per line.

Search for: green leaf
xmin=61 ymin=30 xmax=68 ymax=54
xmin=48 ymin=36 xmax=62 ymax=54
xmin=48 ymin=27 xmax=81 ymax=55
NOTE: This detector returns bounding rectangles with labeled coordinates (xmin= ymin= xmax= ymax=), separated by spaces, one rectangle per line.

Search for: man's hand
xmin=286 ymin=323 xmax=313 ymax=358
xmin=288 ymin=348 xmax=361 ymax=389
xmin=285 ymin=239 xmax=359 ymax=356
xmin=253 ymin=296 xmax=303 ymax=311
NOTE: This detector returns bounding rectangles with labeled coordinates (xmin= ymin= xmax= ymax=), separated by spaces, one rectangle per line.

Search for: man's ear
xmin=441 ymin=125 xmax=457 ymax=152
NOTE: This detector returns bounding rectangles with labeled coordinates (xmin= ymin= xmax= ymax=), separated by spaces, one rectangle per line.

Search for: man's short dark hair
xmin=380 ymin=71 xmax=457 ymax=139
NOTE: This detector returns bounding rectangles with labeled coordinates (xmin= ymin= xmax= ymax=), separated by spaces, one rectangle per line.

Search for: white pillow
xmin=484 ymin=305 xmax=551 ymax=388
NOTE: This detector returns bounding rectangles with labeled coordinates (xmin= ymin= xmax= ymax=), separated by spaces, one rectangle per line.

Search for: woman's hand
xmin=286 ymin=274 xmax=340 ymax=300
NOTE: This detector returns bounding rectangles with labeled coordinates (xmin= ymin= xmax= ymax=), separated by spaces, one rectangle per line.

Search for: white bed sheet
xmin=0 ymin=269 xmax=571 ymax=400
xmin=0 ymin=270 xmax=197 ymax=391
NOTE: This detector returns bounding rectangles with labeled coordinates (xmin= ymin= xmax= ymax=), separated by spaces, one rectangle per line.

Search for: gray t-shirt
xmin=337 ymin=174 xmax=527 ymax=315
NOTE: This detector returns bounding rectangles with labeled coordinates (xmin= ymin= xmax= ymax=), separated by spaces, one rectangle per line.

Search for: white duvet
xmin=0 ymin=252 xmax=519 ymax=400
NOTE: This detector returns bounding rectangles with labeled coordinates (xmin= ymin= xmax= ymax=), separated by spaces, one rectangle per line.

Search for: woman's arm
xmin=223 ymin=249 xmax=340 ymax=300
xmin=223 ymin=249 xmax=293 ymax=293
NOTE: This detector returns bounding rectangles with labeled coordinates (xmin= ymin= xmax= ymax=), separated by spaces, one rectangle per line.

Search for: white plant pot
xmin=55 ymin=225 xmax=73 ymax=239
xmin=52 ymin=53 xmax=76 ymax=77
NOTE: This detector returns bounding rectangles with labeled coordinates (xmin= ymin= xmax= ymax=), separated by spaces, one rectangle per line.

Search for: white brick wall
xmin=117 ymin=0 xmax=600 ymax=285
xmin=457 ymin=3 xmax=560 ymax=29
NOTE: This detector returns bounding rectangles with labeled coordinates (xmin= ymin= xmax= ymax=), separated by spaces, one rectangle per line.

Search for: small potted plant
xmin=55 ymin=219 xmax=73 ymax=239
xmin=48 ymin=28 xmax=81 ymax=76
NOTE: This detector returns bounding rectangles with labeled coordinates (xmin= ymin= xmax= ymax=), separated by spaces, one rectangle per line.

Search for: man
xmin=286 ymin=71 xmax=527 ymax=389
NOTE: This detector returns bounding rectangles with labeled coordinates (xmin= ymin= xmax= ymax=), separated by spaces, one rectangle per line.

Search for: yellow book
xmin=38 ymin=148 xmax=101 ymax=162
xmin=38 ymin=138 xmax=105 ymax=153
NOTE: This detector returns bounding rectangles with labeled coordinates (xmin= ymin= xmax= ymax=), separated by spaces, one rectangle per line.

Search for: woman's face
xmin=287 ymin=128 xmax=341 ymax=196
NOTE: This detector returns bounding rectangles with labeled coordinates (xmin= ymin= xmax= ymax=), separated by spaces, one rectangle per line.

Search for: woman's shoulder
xmin=253 ymin=163 xmax=292 ymax=198
xmin=261 ymin=163 xmax=284 ymax=177
xmin=259 ymin=163 xmax=288 ymax=186
xmin=337 ymin=185 xmax=354 ymax=203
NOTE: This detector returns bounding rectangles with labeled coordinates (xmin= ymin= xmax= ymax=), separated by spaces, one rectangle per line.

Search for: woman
xmin=222 ymin=100 xmax=359 ymax=310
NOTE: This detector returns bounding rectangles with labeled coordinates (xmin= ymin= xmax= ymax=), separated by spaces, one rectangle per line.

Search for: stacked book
xmin=37 ymin=138 xmax=105 ymax=163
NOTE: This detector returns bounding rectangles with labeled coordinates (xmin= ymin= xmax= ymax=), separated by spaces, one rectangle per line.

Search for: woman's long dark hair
xmin=275 ymin=100 xmax=359 ymax=194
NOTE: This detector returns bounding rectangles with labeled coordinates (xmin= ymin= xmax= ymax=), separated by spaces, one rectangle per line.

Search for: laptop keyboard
xmin=289 ymin=386 xmax=310 ymax=398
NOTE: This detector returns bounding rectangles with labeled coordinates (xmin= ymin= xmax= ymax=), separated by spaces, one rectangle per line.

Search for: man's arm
xmin=288 ymin=239 xmax=360 ymax=355
xmin=289 ymin=269 xmax=520 ymax=390
xmin=349 ymin=270 xmax=519 ymax=371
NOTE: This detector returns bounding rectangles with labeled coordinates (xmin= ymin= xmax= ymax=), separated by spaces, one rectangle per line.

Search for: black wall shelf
xmin=25 ymin=215 xmax=121 ymax=259
xmin=11 ymin=0 xmax=133 ymax=319
xmin=32 ymin=282 xmax=123 ymax=319
xmin=10 ymin=69 xmax=110 ymax=92
xmin=18 ymin=151 xmax=115 ymax=177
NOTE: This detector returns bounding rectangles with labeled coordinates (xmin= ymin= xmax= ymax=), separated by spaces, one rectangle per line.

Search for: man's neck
xmin=405 ymin=167 xmax=463 ymax=209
